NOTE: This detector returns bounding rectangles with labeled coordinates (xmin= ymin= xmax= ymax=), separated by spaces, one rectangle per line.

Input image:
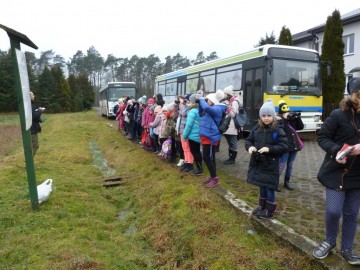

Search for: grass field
xmin=0 ymin=111 xmax=325 ymax=269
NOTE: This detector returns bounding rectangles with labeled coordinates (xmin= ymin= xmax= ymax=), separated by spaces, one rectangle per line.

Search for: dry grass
xmin=0 ymin=125 xmax=21 ymax=156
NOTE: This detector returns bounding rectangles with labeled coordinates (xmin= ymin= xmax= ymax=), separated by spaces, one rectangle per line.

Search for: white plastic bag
xmin=37 ymin=179 xmax=53 ymax=203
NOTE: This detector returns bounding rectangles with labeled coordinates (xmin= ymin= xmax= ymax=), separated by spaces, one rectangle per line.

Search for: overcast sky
xmin=0 ymin=0 xmax=359 ymax=62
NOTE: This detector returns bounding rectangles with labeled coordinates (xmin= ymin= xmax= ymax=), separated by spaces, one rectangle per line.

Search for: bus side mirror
xmin=266 ymin=58 xmax=273 ymax=73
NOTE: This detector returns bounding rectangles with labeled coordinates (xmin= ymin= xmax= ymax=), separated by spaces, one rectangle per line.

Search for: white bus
xmin=155 ymin=45 xmax=324 ymax=132
xmin=99 ymin=82 xmax=136 ymax=118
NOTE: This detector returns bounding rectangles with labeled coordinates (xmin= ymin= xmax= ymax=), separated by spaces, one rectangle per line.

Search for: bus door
xmin=244 ymin=68 xmax=264 ymax=129
xmin=177 ymin=75 xmax=186 ymax=96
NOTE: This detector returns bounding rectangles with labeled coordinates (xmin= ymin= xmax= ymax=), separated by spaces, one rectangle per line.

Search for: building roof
xmin=292 ymin=8 xmax=360 ymax=44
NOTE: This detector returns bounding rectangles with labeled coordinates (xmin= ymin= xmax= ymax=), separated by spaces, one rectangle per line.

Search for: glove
xmin=258 ymin=147 xmax=269 ymax=154
xmin=248 ymin=146 xmax=257 ymax=154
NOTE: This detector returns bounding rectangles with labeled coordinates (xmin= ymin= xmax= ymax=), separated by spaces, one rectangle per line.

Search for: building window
xmin=343 ymin=34 xmax=354 ymax=55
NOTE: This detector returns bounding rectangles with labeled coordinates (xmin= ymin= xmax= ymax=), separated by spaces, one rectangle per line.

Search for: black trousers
xmin=202 ymin=144 xmax=216 ymax=177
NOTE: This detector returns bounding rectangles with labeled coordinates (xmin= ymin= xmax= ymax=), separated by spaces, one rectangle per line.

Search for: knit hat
xmin=347 ymin=77 xmax=360 ymax=95
xmin=184 ymin=94 xmax=192 ymax=101
xmin=206 ymin=89 xmax=225 ymax=105
xmin=189 ymin=94 xmax=197 ymax=104
xmin=149 ymin=104 xmax=157 ymax=113
xmin=223 ymin=85 xmax=235 ymax=96
xmin=154 ymin=105 xmax=162 ymax=114
xmin=148 ymin=98 xmax=155 ymax=105
xmin=259 ymin=99 xmax=276 ymax=117
xmin=137 ymin=95 xmax=147 ymax=105
xmin=278 ymin=100 xmax=290 ymax=114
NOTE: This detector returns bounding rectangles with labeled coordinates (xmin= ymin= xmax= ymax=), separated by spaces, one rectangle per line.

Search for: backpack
xmin=210 ymin=110 xmax=228 ymax=134
xmin=158 ymin=138 xmax=172 ymax=160
xmin=233 ymin=100 xmax=248 ymax=129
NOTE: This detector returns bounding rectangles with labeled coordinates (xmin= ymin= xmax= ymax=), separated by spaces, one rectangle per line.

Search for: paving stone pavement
xmin=216 ymin=135 xmax=360 ymax=256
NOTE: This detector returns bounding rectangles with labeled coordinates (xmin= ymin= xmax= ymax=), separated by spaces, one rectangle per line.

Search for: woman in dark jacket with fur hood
xmin=313 ymin=77 xmax=360 ymax=265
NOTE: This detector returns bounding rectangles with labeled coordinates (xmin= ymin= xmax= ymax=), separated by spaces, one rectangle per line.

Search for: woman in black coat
xmin=313 ymin=77 xmax=360 ymax=265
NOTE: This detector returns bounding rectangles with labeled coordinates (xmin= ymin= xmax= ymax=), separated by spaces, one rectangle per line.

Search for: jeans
xmin=224 ymin=134 xmax=238 ymax=152
xmin=279 ymin=151 xmax=297 ymax=178
xmin=259 ymin=186 xmax=275 ymax=203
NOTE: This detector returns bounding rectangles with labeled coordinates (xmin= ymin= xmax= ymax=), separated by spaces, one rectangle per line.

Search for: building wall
xmin=295 ymin=20 xmax=360 ymax=93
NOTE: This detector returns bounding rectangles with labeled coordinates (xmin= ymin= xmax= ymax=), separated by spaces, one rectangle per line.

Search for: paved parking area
xmin=216 ymin=135 xmax=360 ymax=254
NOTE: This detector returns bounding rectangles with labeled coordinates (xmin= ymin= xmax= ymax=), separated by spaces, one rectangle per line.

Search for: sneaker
xmin=182 ymin=164 xmax=194 ymax=173
xmin=203 ymin=177 xmax=211 ymax=184
xmin=342 ymin=250 xmax=360 ymax=265
xmin=177 ymin=159 xmax=184 ymax=167
xmin=313 ymin=241 xmax=336 ymax=259
xmin=205 ymin=177 xmax=219 ymax=188
xmin=190 ymin=168 xmax=204 ymax=175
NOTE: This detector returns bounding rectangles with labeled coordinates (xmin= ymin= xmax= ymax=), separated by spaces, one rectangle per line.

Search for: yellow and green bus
xmin=155 ymin=45 xmax=323 ymax=132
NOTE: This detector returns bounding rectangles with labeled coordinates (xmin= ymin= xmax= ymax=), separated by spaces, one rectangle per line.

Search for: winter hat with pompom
xmin=206 ymin=89 xmax=225 ymax=105
xmin=223 ymin=85 xmax=235 ymax=96
xmin=259 ymin=99 xmax=276 ymax=117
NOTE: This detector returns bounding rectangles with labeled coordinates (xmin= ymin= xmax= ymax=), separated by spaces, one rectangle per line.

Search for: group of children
xmin=114 ymin=89 xmax=304 ymax=218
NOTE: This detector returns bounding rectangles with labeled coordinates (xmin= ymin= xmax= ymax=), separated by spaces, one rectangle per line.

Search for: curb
xmin=214 ymin=186 xmax=354 ymax=270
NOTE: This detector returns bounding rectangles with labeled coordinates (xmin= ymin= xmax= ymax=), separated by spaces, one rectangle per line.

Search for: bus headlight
xmin=313 ymin=115 xmax=320 ymax=122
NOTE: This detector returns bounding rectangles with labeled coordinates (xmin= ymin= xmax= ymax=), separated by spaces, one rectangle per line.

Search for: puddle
xmin=124 ymin=223 xmax=137 ymax=236
xmin=118 ymin=210 xmax=137 ymax=236
xmin=89 ymin=140 xmax=116 ymax=177
xmin=118 ymin=210 xmax=130 ymax=221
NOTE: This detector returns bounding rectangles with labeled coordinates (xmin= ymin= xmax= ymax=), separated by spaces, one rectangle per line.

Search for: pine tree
xmin=37 ymin=67 xmax=55 ymax=112
xmin=50 ymin=66 xmax=71 ymax=112
xmin=0 ymin=50 xmax=16 ymax=112
xmin=278 ymin=26 xmax=293 ymax=46
xmin=321 ymin=10 xmax=345 ymax=118
xmin=78 ymin=75 xmax=95 ymax=110
xmin=68 ymin=74 xmax=83 ymax=112
xmin=255 ymin=31 xmax=277 ymax=47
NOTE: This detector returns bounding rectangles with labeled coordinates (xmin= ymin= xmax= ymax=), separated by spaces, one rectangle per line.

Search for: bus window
xmin=166 ymin=82 xmax=176 ymax=96
xmin=216 ymin=69 xmax=242 ymax=90
xmin=158 ymin=84 xmax=165 ymax=96
xmin=268 ymin=59 xmax=320 ymax=95
xmin=200 ymin=75 xmax=215 ymax=93
xmin=186 ymin=78 xmax=199 ymax=93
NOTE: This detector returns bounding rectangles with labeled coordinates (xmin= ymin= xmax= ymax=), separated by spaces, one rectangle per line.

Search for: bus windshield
xmin=108 ymin=87 xmax=136 ymax=101
xmin=267 ymin=59 xmax=321 ymax=96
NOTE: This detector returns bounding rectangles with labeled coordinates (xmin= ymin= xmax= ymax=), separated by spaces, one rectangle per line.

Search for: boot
xmin=256 ymin=201 xmax=277 ymax=219
xmin=223 ymin=150 xmax=237 ymax=165
xmin=180 ymin=163 xmax=189 ymax=172
xmin=190 ymin=162 xmax=204 ymax=175
xmin=205 ymin=177 xmax=219 ymax=188
xmin=182 ymin=163 xmax=194 ymax=173
xmin=284 ymin=176 xmax=295 ymax=190
xmin=252 ymin=197 xmax=267 ymax=215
